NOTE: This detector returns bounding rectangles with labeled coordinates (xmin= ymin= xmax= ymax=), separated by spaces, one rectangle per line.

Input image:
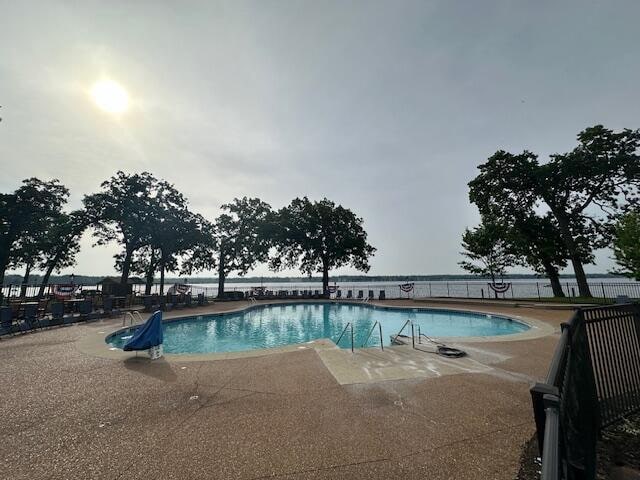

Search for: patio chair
xmin=184 ymin=294 xmax=192 ymax=307
xmin=20 ymin=303 xmax=39 ymax=332
xmin=336 ymin=290 xmax=342 ymax=299
xmin=50 ymin=302 xmax=65 ymax=326
xmin=346 ymin=290 xmax=353 ymax=299
xmin=357 ymin=290 xmax=364 ymax=300
xmin=0 ymin=306 xmax=13 ymax=336
xmin=379 ymin=290 xmax=386 ymax=300
xmin=197 ymin=293 xmax=205 ymax=306
xmin=368 ymin=290 xmax=374 ymax=300
xmin=142 ymin=295 xmax=154 ymax=312
xmin=78 ymin=298 xmax=93 ymax=320
xmin=103 ymin=296 xmax=114 ymax=316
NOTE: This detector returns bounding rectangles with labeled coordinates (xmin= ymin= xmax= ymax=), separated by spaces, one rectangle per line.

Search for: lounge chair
xmin=357 ymin=290 xmax=364 ymax=300
xmin=368 ymin=290 xmax=374 ymax=300
xmin=336 ymin=290 xmax=342 ymax=299
xmin=346 ymin=290 xmax=353 ymax=299
xmin=379 ymin=290 xmax=386 ymax=300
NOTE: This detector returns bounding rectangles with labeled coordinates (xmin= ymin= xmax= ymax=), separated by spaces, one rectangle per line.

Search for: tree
xmin=84 ymin=171 xmax=176 ymax=284
xmin=106 ymin=178 xmax=204 ymax=295
xmin=117 ymin=246 xmax=161 ymax=295
xmin=36 ymin=211 xmax=86 ymax=297
xmin=271 ymin=197 xmax=376 ymax=293
xmin=468 ymin=126 xmax=640 ymax=297
xmin=0 ymin=178 xmax=69 ymax=289
xmin=183 ymin=198 xmax=273 ymax=298
xmin=459 ymin=218 xmax=516 ymax=295
xmin=611 ymin=209 xmax=640 ymax=280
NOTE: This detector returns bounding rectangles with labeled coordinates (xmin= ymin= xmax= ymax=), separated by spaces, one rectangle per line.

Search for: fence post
xmin=537 ymin=282 xmax=541 ymax=300
xmin=429 ymin=282 xmax=432 ymax=297
xmin=530 ymin=383 xmax=559 ymax=455
xmin=446 ymin=282 xmax=450 ymax=297
xmin=466 ymin=282 xmax=469 ymax=298
xmin=601 ymin=282 xmax=606 ymax=300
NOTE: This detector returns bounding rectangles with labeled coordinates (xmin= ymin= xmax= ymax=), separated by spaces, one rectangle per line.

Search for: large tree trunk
xmin=159 ymin=259 xmax=165 ymax=296
xmin=321 ymin=260 xmax=329 ymax=294
xmin=542 ymin=260 xmax=565 ymax=298
xmin=20 ymin=263 xmax=32 ymax=297
xmin=217 ymin=254 xmax=225 ymax=298
xmin=0 ymin=250 xmax=10 ymax=296
xmin=553 ymin=213 xmax=592 ymax=297
xmin=38 ymin=254 xmax=60 ymax=298
xmin=144 ymin=249 xmax=156 ymax=295
xmin=120 ymin=245 xmax=134 ymax=284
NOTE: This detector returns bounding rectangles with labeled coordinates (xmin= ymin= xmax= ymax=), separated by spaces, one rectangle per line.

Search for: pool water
xmin=106 ymin=302 xmax=529 ymax=354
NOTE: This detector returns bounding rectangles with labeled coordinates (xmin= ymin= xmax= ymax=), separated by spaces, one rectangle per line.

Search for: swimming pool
xmin=106 ymin=302 xmax=530 ymax=354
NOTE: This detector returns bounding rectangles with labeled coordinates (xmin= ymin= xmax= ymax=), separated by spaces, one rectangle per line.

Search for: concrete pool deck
xmin=0 ymin=299 xmax=572 ymax=479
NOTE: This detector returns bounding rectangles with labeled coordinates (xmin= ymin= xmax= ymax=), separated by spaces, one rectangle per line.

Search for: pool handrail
xmin=361 ymin=320 xmax=384 ymax=350
xmin=391 ymin=318 xmax=412 ymax=346
xmin=335 ymin=322 xmax=354 ymax=352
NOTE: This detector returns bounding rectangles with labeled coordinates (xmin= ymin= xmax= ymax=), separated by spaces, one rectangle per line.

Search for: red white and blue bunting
xmin=488 ymin=282 xmax=511 ymax=294
xmin=399 ymin=283 xmax=415 ymax=293
xmin=51 ymin=284 xmax=78 ymax=299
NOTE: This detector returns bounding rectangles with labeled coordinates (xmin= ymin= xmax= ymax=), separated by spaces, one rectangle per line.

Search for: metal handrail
xmin=122 ymin=311 xmax=134 ymax=327
xmin=361 ymin=321 xmax=384 ymax=350
xmin=122 ymin=310 xmax=144 ymax=327
xmin=391 ymin=319 xmax=412 ymax=345
xmin=335 ymin=322 xmax=354 ymax=352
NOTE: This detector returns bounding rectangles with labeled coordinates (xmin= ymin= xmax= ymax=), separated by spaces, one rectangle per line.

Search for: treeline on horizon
xmin=1 ymin=272 xmax=628 ymax=286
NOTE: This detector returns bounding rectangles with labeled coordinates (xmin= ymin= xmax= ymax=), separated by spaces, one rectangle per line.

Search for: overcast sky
xmin=1 ymin=1 xmax=639 ymax=278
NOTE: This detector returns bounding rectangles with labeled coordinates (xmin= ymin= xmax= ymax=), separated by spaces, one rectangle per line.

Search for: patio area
xmin=0 ymin=300 xmax=571 ymax=479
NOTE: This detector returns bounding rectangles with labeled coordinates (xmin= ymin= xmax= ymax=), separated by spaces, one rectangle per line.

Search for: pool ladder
xmin=122 ymin=310 xmax=144 ymax=327
xmin=361 ymin=321 xmax=384 ymax=350
xmin=335 ymin=322 xmax=354 ymax=352
xmin=391 ymin=319 xmax=416 ymax=348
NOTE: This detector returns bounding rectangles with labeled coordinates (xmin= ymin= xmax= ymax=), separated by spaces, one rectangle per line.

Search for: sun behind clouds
xmin=90 ymin=79 xmax=130 ymax=114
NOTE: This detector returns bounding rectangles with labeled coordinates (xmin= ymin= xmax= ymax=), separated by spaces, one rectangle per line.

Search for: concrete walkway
xmin=0 ymin=300 xmax=571 ymax=479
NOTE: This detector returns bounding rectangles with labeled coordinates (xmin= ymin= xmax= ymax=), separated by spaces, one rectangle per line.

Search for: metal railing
xmin=361 ymin=321 xmax=384 ymax=350
xmin=531 ymin=303 xmax=640 ymax=480
xmin=3 ymin=280 xmax=640 ymax=303
xmin=335 ymin=322 xmax=354 ymax=352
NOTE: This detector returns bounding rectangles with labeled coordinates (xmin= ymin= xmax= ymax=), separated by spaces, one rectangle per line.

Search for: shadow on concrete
xmin=123 ymin=356 xmax=178 ymax=382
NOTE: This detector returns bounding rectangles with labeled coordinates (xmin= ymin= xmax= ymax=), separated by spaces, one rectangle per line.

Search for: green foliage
xmin=84 ymin=171 xmax=193 ymax=284
xmin=0 ymin=178 xmax=69 ymax=285
xmin=182 ymin=197 xmax=273 ymax=296
xmin=459 ymin=218 xmax=516 ymax=282
xmin=217 ymin=197 xmax=274 ymax=276
xmin=612 ymin=209 xmax=640 ymax=280
xmin=467 ymin=125 xmax=640 ymax=297
xmin=271 ymin=197 xmax=375 ymax=290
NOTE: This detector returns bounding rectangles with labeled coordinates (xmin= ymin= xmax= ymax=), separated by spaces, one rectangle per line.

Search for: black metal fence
xmin=531 ymin=304 xmax=640 ymax=480
xmin=2 ymin=280 xmax=640 ymax=302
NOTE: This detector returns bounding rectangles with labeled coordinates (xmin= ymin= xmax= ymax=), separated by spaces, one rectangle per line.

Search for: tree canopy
xmin=459 ymin=218 xmax=516 ymax=289
xmin=0 ymin=178 xmax=69 ymax=289
xmin=612 ymin=209 xmax=640 ymax=281
xmin=467 ymin=125 xmax=640 ymax=297
xmin=270 ymin=197 xmax=375 ymax=292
